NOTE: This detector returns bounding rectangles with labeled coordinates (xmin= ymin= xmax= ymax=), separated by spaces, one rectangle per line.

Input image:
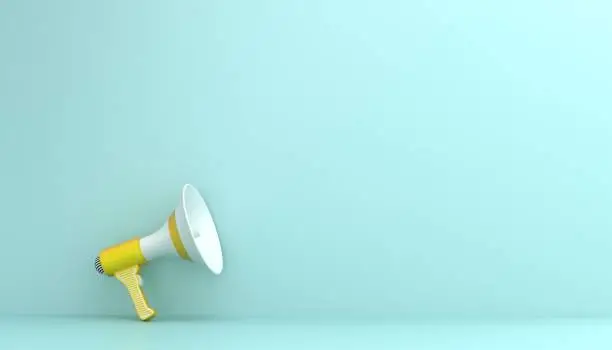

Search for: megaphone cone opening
xmin=181 ymin=184 xmax=224 ymax=275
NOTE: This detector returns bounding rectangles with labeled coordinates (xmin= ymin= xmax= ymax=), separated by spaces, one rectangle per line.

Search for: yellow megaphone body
xmin=95 ymin=184 xmax=224 ymax=321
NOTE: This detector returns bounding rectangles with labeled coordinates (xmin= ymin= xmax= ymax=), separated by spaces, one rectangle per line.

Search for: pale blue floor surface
xmin=2 ymin=316 xmax=612 ymax=349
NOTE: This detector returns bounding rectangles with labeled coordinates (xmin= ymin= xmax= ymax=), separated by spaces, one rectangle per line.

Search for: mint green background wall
xmin=1 ymin=0 xmax=612 ymax=319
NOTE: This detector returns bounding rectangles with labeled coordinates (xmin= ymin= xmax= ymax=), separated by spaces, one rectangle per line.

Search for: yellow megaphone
xmin=94 ymin=184 xmax=224 ymax=321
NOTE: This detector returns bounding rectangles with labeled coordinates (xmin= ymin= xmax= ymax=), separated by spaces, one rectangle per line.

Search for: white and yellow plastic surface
xmin=95 ymin=184 xmax=224 ymax=321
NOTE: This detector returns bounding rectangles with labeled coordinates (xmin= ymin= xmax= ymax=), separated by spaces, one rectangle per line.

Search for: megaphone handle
xmin=114 ymin=265 xmax=157 ymax=321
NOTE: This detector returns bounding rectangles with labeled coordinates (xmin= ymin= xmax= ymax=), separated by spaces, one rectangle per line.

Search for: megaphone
xmin=94 ymin=184 xmax=223 ymax=321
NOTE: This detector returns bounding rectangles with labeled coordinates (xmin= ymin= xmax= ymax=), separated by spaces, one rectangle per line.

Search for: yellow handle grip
xmin=114 ymin=265 xmax=156 ymax=321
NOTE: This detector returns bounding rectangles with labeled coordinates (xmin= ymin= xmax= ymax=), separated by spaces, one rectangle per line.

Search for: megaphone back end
xmin=95 ymin=238 xmax=146 ymax=276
